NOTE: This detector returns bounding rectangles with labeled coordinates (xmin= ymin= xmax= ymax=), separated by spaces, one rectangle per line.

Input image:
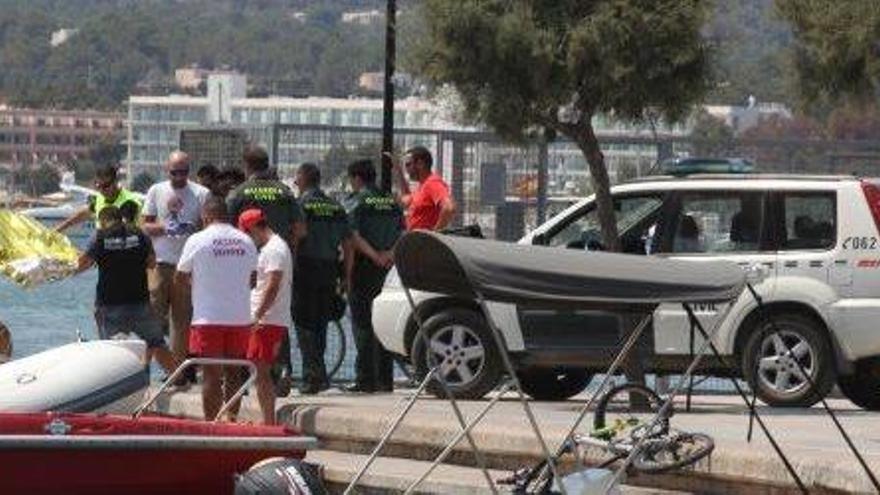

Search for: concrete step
xmin=153 ymin=386 xmax=873 ymax=494
xmin=308 ymin=449 xmax=690 ymax=494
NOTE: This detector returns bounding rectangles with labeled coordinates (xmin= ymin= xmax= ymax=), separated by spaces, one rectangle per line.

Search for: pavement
xmin=154 ymin=385 xmax=880 ymax=494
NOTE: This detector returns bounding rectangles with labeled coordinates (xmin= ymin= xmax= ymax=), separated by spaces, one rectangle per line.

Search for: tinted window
xmin=670 ymin=191 xmax=766 ymax=254
xmin=780 ymin=192 xmax=835 ymax=250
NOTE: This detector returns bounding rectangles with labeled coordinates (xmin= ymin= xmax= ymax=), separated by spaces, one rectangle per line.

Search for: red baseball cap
xmin=238 ymin=208 xmax=265 ymax=232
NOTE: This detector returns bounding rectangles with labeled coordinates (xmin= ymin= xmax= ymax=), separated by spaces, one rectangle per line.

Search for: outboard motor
xmin=235 ymin=457 xmax=327 ymax=495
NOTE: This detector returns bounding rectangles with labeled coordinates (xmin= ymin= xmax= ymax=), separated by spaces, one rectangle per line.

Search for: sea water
xmin=0 ymin=271 xmax=99 ymax=358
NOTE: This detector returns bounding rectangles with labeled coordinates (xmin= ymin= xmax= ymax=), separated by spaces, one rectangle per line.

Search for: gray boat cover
xmin=394 ymin=231 xmax=746 ymax=310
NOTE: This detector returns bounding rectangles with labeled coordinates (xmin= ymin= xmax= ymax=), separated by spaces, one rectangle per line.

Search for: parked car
xmin=374 ymin=172 xmax=880 ymax=409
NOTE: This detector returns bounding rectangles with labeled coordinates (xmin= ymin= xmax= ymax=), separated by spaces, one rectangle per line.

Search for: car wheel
xmin=411 ymin=308 xmax=503 ymax=400
xmin=517 ymin=367 xmax=592 ymax=401
xmin=742 ymin=313 xmax=835 ymax=407
xmin=838 ymin=358 xmax=880 ymax=410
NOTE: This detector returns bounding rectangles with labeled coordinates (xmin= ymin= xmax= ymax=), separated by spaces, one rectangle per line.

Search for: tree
xmin=13 ymin=164 xmax=60 ymax=197
xmin=777 ymin=0 xmax=880 ymax=104
xmin=689 ymin=110 xmax=736 ymax=157
xmin=416 ymin=0 xmax=712 ymax=252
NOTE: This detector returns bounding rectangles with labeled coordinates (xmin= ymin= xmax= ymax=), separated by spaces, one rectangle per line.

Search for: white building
xmin=126 ymin=74 xmax=463 ymax=178
xmin=126 ymin=74 xmax=696 ymax=192
xmin=341 ymin=10 xmax=384 ymax=25
xmin=705 ymin=101 xmax=792 ymax=135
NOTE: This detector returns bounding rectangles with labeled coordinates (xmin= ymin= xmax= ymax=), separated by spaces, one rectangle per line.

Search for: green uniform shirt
xmin=227 ymin=178 xmax=303 ymax=241
xmin=298 ymin=188 xmax=351 ymax=262
xmin=88 ymin=188 xmax=142 ymax=226
xmin=347 ymin=186 xmax=403 ymax=252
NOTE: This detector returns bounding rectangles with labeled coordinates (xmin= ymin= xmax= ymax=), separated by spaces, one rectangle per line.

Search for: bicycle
xmin=500 ymin=382 xmax=714 ymax=493
xmin=325 ymin=319 xmax=415 ymax=383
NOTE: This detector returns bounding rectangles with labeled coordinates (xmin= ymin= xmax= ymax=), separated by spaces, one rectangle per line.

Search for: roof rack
xmin=631 ymin=173 xmax=859 ymax=183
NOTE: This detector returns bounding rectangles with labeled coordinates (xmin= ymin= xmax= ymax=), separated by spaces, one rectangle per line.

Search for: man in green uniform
xmin=227 ymin=146 xmax=306 ymax=396
xmin=55 ymin=164 xmax=142 ymax=233
xmin=344 ymin=159 xmax=402 ymax=393
xmin=293 ymin=162 xmax=353 ymax=395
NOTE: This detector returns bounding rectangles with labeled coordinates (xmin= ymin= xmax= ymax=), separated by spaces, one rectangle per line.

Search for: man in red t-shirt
xmin=392 ymin=146 xmax=456 ymax=231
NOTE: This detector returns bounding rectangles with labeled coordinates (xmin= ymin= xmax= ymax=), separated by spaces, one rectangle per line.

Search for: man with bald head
xmin=143 ymin=151 xmax=210 ymax=374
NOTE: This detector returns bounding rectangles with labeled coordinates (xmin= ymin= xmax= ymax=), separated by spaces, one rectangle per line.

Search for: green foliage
xmin=705 ymin=0 xmax=795 ymax=106
xmin=689 ymin=110 xmax=735 ymax=156
xmin=418 ymin=0 xmax=712 ymax=141
xmin=417 ymin=0 xmax=712 ymax=257
xmin=12 ymin=165 xmax=60 ymax=196
xmin=777 ymin=0 xmax=880 ymax=104
xmin=0 ymin=0 xmax=390 ymax=110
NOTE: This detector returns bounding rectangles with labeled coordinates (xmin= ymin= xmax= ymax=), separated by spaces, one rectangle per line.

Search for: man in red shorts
xmin=391 ymin=146 xmax=457 ymax=231
xmin=175 ymin=196 xmax=258 ymax=421
xmin=238 ymin=208 xmax=293 ymax=425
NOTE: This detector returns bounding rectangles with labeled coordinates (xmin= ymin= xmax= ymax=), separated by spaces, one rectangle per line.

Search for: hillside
xmin=0 ymin=0 xmax=795 ymax=111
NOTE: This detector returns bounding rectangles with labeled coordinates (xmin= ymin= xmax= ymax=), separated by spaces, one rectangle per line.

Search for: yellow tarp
xmin=0 ymin=209 xmax=79 ymax=288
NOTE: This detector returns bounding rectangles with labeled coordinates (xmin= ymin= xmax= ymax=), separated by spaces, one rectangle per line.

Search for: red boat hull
xmin=0 ymin=413 xmax=313 ymax=495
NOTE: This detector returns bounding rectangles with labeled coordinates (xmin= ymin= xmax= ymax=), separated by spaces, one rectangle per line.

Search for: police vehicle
xmin=373 ymin=160 xmax=880 ymax=409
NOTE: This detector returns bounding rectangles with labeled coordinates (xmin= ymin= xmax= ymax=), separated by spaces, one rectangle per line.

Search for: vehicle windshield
xmin=545 ymin=196 xmax=663 ymax=250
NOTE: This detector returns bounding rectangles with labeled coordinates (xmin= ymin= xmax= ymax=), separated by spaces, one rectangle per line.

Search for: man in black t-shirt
xmin=227 ymin=146 xmax=306 ymax=396
xmin=76 ymin=206 xmax=177 ymax=374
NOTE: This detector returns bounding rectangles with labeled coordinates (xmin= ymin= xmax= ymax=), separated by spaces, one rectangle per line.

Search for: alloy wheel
xmin=757 ymin=330 xmax=816 ymax=395
xmin=427 ymin=325 xmax=486 ymax=386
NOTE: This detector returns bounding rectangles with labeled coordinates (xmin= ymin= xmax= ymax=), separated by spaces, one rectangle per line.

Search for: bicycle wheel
xmin=593 ymin=383 xmax=666 ymax=432
xmin=324 ymin=319 xmax=347 ymax=380
xmin=632 ymin=431 xmax=714 ymax=473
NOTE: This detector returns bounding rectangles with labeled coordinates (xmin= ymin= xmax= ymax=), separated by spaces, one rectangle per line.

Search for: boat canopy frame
xmin=345 ymin=231 xmax=876 ymax=494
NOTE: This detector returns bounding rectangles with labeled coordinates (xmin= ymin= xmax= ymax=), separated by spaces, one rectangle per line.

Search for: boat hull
xmin=0 ymin=340 xmax=149 ymax=414
xmin=0 ymin=412 xmax=317 ymax=495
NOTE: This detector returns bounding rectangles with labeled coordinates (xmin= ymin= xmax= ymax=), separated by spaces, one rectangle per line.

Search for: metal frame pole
xmin=531 ymin=314 xmax=652 ymax=490
xmin=476 ymin=298 xmax=567 ymax=495
xmin=609 ymin=302 xmax=736 ymax=488
xmin=133 ymin=357 xmax=257 ymax=422
xmin=403 ymin=380 xmax=514 ymax=494
xmin=344 ymin=286 xmax=497 ymax=494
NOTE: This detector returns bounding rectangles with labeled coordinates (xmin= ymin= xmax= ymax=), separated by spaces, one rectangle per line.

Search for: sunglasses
xmin=94 ymin=180 xmax=114 ymax=190
xmin=169 ymin=169 xmax=189 ymax=177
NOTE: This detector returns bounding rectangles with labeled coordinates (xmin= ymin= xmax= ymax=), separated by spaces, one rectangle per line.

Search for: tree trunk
xmin=573 ymin=123 xmax=619 ymax=252
xmin=571 ymin=122 xmax=647 ymax=408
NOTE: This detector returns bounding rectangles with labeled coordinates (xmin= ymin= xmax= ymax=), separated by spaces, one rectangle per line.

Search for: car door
xmin=772 ymin=190 xmax=838 ymax=291
xmin=653 ymin=189 xmax=776 ymax=356
xmin=523 ymin=193 xmax=668 ymax=361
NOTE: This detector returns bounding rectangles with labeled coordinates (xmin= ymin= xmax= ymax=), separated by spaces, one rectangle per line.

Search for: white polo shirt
xmin=251 ymin=234 xmax=293 ymax=328
xmin=177 ymin=223 xmax=258 ymax=326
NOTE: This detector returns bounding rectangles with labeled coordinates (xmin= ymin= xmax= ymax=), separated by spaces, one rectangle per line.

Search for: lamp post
xmin=380 ymin=0 xmax=397 ymax=193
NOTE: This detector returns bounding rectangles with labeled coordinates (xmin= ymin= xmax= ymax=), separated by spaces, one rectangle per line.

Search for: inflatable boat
xmin=0 ymin=340 xmax=149 ymax=413
xmin=0 ymin=412 xmax=317 ymax=495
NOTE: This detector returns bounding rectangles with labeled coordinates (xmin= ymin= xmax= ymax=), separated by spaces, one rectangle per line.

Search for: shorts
xmin=95 ymin=303 xmax=166 ymax=349
xmin=188 ymin=325 xmax=251 ymax=359
xmin=247 ymin=325 xmax=286 ymax=365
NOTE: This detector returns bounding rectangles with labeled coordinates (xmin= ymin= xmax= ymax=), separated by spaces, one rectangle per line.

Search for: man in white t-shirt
xmin=142 ymin=151 xmax=210 ymax=371
xmin=175 ymin=196 xmax=257 ymax=421
xmin=238 ymin=208 xmax=292 ymax=425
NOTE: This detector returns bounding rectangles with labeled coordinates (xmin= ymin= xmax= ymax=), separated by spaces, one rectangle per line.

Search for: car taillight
xmin=861 ymin=180 xmax=880 ymax=235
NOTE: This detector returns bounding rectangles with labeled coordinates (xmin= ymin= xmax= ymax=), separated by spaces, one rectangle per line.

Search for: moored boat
xmin=0 ymin=411 xmax=317 ymax=495
xmin=0 ymin=340 xmax=149 ymax=414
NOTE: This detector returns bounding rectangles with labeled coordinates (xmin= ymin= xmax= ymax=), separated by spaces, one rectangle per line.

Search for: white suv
xmin=374 ymin=174 xmax=880 ymax=409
